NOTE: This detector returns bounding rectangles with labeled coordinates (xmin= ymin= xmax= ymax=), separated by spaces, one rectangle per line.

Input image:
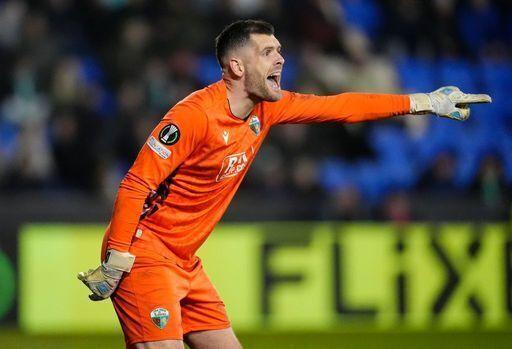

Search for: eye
xmin=264 ymin=48 xmax=272 ymax=56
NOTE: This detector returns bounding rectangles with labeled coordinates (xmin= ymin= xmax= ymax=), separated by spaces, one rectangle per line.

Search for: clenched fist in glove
xmin=77 ymin=249 xmax=135 ymax=301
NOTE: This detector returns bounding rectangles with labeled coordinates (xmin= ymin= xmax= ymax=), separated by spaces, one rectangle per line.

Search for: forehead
xmin=249 ymin=34 xmax=280 ymax=49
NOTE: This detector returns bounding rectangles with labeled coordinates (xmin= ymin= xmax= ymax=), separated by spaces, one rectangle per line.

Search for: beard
xmin=244 ymin=68 xmax=282 ymax=102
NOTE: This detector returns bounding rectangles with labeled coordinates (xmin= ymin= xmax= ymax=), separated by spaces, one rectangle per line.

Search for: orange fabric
xmin=112 ymin=227 xmax=230 ymax=347
xmin=104 ymin=80 xmax=410 ymax=260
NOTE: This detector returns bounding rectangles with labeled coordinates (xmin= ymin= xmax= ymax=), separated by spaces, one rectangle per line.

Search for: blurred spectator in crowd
xmin=0 ymin=0 xmax=510 ymax=220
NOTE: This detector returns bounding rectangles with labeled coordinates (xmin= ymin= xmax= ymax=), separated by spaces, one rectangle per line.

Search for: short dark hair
xmin=215 ymin=19 xmax=274 ymax=68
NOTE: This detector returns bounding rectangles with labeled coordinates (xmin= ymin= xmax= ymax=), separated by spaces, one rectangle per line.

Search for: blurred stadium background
xmin=1 ymin=0 xmax=512 ymax=348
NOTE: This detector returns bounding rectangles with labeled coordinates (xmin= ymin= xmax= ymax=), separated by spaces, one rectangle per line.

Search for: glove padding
xmin=409 ymin=86 xmax=492 ymax=121
xmin=77 ymin=249 xmax=135 ymax=301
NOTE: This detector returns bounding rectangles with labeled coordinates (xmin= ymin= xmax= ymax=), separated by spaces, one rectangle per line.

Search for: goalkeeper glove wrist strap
xmin=104 ymin=249 xmax=135 ymax=273
xmin=409 ymin=93 xmax=433 ymax=114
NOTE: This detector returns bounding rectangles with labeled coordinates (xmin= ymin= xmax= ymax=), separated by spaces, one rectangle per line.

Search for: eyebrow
xmin=261 ymin=45 xmax=281 ymax=52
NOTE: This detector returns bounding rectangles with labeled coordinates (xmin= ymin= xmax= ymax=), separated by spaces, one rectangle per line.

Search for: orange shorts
xmin=110 ymin=227 xmax=230 ymax=347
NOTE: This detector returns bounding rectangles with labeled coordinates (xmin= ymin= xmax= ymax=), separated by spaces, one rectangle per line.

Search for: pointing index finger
xmin=455 ymin=93 xmax=492 ymax=105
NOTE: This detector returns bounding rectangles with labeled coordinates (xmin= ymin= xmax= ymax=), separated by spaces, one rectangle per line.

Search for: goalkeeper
xmin=78 ymin=19 xmax=491 ymax=349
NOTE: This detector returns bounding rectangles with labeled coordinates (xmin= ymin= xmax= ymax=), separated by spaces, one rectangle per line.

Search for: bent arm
xmin=106 ymin=102 xmax=208 ymax=252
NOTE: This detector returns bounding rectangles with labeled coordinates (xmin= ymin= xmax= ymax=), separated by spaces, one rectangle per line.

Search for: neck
xmin=224 ymin=77 xmax=259 ymax=120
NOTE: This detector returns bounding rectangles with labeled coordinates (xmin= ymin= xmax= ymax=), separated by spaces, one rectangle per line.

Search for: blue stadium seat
xmin=77 ymin=56 xmax=114 ymax=117
xmin=369 ymin=126 xmax=407 ymax=160
xmin=0 ymin=120 xmax=18 ymax=160
xmin=280 ymin=54 xmax=297 ymax=90
xmin=79 ymin=56 xmax=105 ymax=85
xmin=496 ymin=129 xmax=512 ymax=184
xmin=411 ymin=118 xmax=458 ymax=173
xmin=458 ymin=3 xmax=500 ymax=53
xmin=318 ymin=158 xmax=353 ymax=192
xmin=354 ymin=160 xmax=387 ymax=203
xmin=338 ymin=0 xmax=382 ymax=38
xmin=395 ymin=57 xmax=437 ymax=92
xmin=368 ymin=126 xmax=416 ymax=187
xmin=468 ymin=102 xmax=507 ymax=130
xmin=452 ymin=126 xmax=493 ymax=187
xmin=195 ymin=55 xmax=222 ymax=86
xmin=438 ymin=58 xmax=478 ymax=93
xmin=480 ymin=61 xmax=512 ymax=115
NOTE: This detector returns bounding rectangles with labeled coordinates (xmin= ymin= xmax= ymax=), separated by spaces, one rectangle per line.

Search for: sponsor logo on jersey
xmin=147 ymin=136 xmax=171 ymax=159
xmin=249 ymin=115 xmax=260 ymax=135
xmin=216 ymin=152 xmax=249 ymax=181
xmin=159 ymin=123 xmax=180 ymax=145
xmin=150 ymin=308 xmax=170 ymax=329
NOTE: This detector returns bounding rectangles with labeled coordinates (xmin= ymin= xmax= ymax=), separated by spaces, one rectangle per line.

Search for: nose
xmin=276 ymin=52 xmax=285 ymax=66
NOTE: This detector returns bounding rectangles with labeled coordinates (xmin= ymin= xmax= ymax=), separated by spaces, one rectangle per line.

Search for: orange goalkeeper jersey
xmin=104 ymin=80 xmax=410 ymax=260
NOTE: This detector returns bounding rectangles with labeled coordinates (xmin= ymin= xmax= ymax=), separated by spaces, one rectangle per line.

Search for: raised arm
xmin=268 ymin=91 xmax=410 ymax=125
xmin=268 ymin=87 xmax=491 ymax=125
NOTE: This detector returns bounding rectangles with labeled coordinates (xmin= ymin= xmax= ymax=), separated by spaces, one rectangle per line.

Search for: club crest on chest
xmin=249 ymin=115 xmax=260 ymax=135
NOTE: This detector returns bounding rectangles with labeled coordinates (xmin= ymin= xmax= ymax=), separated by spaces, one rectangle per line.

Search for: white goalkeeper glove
xmin=409 ymin=86 xmax=491 ymax=121
xmin=77 ymin=249 xmax=135 ymax=301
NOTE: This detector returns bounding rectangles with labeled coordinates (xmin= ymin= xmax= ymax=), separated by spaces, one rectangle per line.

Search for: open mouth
xmin=266 ymin=72 xmax=281 ymax=91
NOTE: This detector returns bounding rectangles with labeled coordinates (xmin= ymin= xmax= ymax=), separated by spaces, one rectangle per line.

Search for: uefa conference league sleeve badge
xmin=146 ymin=123 xmax=180 ymax=159
xmin=159 ymin=123 xmax=180 ymax=145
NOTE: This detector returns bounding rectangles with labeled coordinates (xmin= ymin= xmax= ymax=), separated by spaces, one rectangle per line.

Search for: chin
xmin=264 ymin=89 xmax=283 ymax=102
xmin=267 ymin=94 xmax=282 ymax=102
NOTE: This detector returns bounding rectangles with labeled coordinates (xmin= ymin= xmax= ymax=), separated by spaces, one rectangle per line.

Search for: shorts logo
xmin=147 ymin=136 xmax=171 ymax=159
xmin=249 ymin=115 xmax=260 ymax=135
xmin=150 ymin=308 xmax=170 ymax=329
xmin=216 ymin=152 xmax=248 ymax=182
xmin=159 ymin=124 xmax=180 ymax=145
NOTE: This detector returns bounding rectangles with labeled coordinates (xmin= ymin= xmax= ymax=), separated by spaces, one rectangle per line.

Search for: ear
xmin=228 ymin=58 xmax=244 ymax=78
